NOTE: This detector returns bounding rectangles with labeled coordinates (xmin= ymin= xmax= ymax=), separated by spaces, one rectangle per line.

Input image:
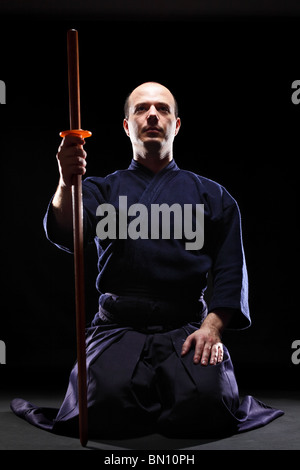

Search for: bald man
xmin=11 ymin=82 xmax=283 ymax=439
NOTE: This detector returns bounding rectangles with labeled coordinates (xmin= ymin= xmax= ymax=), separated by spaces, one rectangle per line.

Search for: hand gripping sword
xmin=60 ymin=29 xmax=91 ymax=447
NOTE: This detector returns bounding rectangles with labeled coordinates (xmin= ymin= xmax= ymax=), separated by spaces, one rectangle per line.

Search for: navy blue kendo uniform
xmin=11 ymin=159 xmax=283 ymax=438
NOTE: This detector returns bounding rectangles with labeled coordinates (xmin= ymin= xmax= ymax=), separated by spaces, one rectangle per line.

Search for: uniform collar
xmin=128 ymin=158 xmax=179 ymax=175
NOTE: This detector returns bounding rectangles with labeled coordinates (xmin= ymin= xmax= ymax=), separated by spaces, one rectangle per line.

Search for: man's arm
xmin=51 ymin=134 xmax=87 ymax=233
xmin=181 ymin=187 xmax=251 ymax=366
xmin=181 ymin=309 xmax=234 ymax=365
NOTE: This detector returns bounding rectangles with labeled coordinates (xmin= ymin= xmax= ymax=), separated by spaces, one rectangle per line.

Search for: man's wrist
xmin=203 ymin=308 xmax=235 ymax=334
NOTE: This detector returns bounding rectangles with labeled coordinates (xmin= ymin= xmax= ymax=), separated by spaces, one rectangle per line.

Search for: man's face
xmin=123 ymin=83 xmax=181 ymax=155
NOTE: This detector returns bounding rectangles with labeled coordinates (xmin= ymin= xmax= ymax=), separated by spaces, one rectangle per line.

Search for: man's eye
xmin=159 ymin=106 xmax=170 ymax=113
xmin=135 ymin=106 xmax=146 ymax=113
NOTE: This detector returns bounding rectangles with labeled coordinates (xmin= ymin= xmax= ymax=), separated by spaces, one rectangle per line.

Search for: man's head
xmin=123 ymin=82 xmax=181 ymax=168
xmin=124 ymin=82 xmax=179 ymax=120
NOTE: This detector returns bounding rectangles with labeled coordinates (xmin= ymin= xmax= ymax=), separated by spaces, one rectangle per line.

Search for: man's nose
xmin=147 ymin=105 xmax=159 ymax=121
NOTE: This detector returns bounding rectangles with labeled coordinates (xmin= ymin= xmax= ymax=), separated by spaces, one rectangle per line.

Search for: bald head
xmin=124 ymin=82 xmax=179 ymax=119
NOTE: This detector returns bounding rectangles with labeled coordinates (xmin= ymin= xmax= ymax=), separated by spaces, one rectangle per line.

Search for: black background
xmin=0 ymin=7 xmax=299 ymax=394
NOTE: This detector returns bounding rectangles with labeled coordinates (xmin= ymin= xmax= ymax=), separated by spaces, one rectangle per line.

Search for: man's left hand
xmin=181 ymin=310 xmax=232 ymax=365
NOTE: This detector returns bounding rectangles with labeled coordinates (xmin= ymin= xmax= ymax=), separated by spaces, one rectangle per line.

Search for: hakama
xmin=11 ymin=320 xmax=283 ymax=438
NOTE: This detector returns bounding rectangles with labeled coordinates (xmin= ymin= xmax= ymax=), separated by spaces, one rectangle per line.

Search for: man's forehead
xmin=129 ymin=83 xmax=175 ymax=107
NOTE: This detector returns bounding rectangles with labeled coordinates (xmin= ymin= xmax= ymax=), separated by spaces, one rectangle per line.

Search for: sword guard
xmin=60 ymin=129 xmax=92 ymax=138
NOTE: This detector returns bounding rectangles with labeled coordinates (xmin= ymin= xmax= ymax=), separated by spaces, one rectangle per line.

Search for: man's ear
xmin=175 ymin=117 xmax=181 ymax=136
xmin=123 ymin=118 xmax=130 ymax=137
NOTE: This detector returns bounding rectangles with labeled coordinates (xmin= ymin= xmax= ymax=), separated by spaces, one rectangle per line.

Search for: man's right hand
xmin=56 ymin=134 xmax=87 ymax=188
xmin=51 ymin=134 xmax=88 ymax=232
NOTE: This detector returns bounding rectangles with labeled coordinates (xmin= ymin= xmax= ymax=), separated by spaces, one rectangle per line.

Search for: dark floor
xmin=0 ymin=388 xmax=299 ymax=451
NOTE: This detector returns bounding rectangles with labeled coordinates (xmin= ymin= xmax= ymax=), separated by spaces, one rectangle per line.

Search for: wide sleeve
xmin=43 ymin=196 xmax=74 ymax=253
xmin=208 ymin=189 xmax=251 ymax=329
xmin=43 ymin=176 xmax=109 ymax=253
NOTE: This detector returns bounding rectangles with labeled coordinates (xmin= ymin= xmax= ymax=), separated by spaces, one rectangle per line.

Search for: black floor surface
xmin=1 ymin=388 xmax=299 ymax=450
